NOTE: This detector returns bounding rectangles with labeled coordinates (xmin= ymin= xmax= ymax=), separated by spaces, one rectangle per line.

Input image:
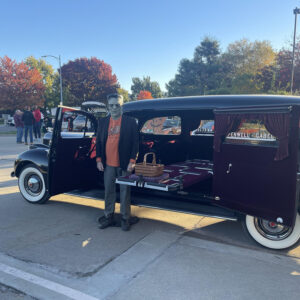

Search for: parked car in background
xmin=12 ymin=95 xmax=300 ymax=250
xmin=162 ymin=118 xmax=181 ymax=130
xmin=7 ymin=116 xmax=15 ymax=126
xmin=73 ymin=115 xmax=91 ymax=131
xmin=42 ymin=101 xmax=107 ymax=146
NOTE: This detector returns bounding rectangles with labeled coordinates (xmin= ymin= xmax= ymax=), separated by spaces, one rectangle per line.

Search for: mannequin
xmin=96 ymin=94 xmax=138 ymax=231
xmin=96 ymin=96 xmax=134 ymax=172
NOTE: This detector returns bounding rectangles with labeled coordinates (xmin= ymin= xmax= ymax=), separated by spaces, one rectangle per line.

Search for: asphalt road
xmin=0 ymin=124 xmax=17 ymax=133
xmin=0 ymin=135 xmax=300 ymax=300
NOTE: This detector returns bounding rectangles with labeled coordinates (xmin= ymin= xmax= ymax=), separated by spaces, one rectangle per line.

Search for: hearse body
xmin=12 ymin=95 xmax=300 ymax=249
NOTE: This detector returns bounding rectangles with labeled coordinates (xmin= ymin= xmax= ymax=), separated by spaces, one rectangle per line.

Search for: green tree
xmin=166 ymin=37 xmax=223 ymax=96
xmin=223 ymin=39 xmax=275 ymax=75
xmin=25 ymin=56 xmax=59 ymax=112
xmin=167 ymin=59 xmax=201 ymax=96
xmin=130 ymin=76 xmax=162 ymax=100
xmin=167 ymin=37 xmax=279 ymax=96
xmin=194 ymin=37 xmax=220 ymax=64
xmin=216 ymin=39 xmax=276 ymax=94
xmin=117 ymin=87 xmax=130 ymax=103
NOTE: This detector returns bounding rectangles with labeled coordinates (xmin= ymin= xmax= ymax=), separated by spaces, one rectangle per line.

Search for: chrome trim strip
xmin=144 ymin=183 xmax=169 ymax=191
xmin=194 ymin=167 xmax=213 ymax=171
xmin=115 ymin=179 xmax=137 ymax=187
xmin=169 ymin=165 xmax=189 ymax=168
xmin=180 ymin=171 xmax=203 ymax=175
xmin=191 ymin=133 xmax=214 ymax=137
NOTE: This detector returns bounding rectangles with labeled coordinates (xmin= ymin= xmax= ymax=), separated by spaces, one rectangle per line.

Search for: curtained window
xmin=264 ymin=113 xmax=290 ymax=161
xmin=214 ymin=112 xmax=290 ymax=161
xmin=213 ymin=114 xmax=241 ymax=152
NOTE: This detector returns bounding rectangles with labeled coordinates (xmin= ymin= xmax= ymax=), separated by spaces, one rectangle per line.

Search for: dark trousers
xmin=16 ymin=127 xmax=23 ymax=143
xmin=103 ymin=165 xmax=131 ymax=219
xmin=33 ymin=121 xmax=41 ymax=139
xmin=24 ymin=125 xmax=33 ymax=143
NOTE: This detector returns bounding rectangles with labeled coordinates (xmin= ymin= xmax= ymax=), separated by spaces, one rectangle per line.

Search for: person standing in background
xmin=22 ymin=106 xmax=35 ymax=145
xmin=33 ymin=105 xmax=41 ymax=141
xmin=13 ymin=109 xmax=24 ymax=144
xmin=40 ymin=110 xmax=44 ymax=134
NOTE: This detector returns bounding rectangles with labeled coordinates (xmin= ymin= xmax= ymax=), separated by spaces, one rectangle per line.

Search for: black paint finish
xmin=12 ymin=95 xmax=300 ymax=226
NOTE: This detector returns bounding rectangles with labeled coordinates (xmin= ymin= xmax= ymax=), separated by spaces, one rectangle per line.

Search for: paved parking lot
xmin=0 ymin=124 xmax=17 ymax=133
xmin=0 ymin=135 xmax=300 ymax=299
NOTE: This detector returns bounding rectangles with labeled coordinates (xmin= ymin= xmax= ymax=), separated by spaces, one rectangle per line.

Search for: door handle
xmin=226 ymin=163 xmax=232 ymax=174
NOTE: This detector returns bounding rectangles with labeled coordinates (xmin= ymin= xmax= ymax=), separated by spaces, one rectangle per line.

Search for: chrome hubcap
xmin=24 ymin=173 xmax=42 ymax=196
xmin=254 ymin=218 xmax=293 ymax=241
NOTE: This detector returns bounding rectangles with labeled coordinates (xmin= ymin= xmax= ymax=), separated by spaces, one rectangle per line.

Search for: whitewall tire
xmin=244 ymin=213 xmax=300 ymax=250
xmin=18 ymin=164 xmax=49 ymax=204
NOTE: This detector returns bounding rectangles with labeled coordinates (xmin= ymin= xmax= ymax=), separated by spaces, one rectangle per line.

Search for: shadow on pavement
xmin=46 ymin=198 xmax=300 ymax=258
xmin=185 ymin=219 xmax=300 ymax=258
xmin=1 ymin=190 xmax=300 ymax=277
xmin=0 ymin=179 xmax=17 ymax=188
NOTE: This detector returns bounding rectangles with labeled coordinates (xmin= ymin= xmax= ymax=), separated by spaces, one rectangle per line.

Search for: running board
xmin=65 ymin=189 xmax=238 ymax=222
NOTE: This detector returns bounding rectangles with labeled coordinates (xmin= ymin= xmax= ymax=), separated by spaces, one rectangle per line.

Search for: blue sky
xmin=1 ymin=0 xmax=299 ymax=92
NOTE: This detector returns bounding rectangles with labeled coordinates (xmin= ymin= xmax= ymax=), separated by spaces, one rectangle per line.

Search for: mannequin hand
xmin=97 ymin=161 xmax=104 ymax=172
xmin=127 ymin=162 xmax=135 ymax=172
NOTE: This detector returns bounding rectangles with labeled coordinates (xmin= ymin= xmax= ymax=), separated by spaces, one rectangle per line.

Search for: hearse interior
xmin=13 ymin=96 xmax=300 ymax=250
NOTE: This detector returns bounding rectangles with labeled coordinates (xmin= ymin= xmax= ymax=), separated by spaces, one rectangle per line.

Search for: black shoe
xmin=121 ymin=218 xmax=130 ymax=231
xmin=99 ymin=215 xmax=115 ymax=229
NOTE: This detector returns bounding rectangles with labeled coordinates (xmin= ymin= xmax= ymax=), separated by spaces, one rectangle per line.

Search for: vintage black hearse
xmin=11 ymin=95 xmax=300 ymax=250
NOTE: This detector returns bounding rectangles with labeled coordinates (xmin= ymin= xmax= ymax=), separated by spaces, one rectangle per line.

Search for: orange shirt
xmin=105 ymin=117 xmax=122 ymax=167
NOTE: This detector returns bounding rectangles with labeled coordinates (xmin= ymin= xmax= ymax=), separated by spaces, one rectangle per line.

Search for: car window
xmin=81 ymin=103 xmax=107 ymax=118
xmin=190 ymin=120 xmax=214 ymax=136
xmin=141 ymin=116 xmax=181 ymax=135
xmin=225 ymin=119 xmax=277 ymax=146
xmin=60 ymin=111 xmax=95 ymax=137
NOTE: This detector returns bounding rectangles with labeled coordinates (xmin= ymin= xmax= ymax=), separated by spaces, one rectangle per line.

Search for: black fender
xmin=13 ymin=148 xmax=49 ymax=186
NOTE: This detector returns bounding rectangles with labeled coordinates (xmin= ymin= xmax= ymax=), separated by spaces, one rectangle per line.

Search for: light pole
xmin=291 ymin=8 xmax=300 ymax=94
xmin=42 ymin=55 xmax=63 ymax=105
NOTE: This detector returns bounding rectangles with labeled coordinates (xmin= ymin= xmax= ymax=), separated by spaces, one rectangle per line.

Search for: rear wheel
xmin=18 ymin=164 xmax=49 ymax=204
xmin=243 ymin=213 xmax=300 ymax=249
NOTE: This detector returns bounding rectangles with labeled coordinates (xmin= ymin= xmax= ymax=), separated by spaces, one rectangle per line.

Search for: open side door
xmin=48 ymin=106 xmax=100 ymax=196
xmin=212 ymin=106 xmax=299 ymax=227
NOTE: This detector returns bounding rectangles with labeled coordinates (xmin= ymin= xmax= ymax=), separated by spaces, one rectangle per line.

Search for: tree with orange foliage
xmin=137 ymin=90 xmax=153 ymax=100
xmin=0 ymin=56 xmax=45 ymax=111
xmin=61 ymin=57 xmax=119 ymax=106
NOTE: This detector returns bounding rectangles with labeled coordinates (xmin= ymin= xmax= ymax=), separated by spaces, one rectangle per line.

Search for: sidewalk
xmin=0 ymin=231 xmax=299 ymax=300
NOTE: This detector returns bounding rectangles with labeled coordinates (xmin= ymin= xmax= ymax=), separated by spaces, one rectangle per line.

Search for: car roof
xmin=123 ymin=95 xmax=300 ymax=114
xmin=81 ymin=101 xmax=106 ymax=107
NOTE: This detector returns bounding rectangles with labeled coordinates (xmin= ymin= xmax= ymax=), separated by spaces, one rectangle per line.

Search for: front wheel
xmin=18 ymin=164 xmax=49 ymax=204
xmin=243 ymin=213 xmax=300 ymax=250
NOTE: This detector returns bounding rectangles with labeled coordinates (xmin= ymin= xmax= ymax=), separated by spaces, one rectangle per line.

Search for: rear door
xmin=212 ymin=106 xmax=299 ymax=226
xmin=48 ymin=107 xmax=99 ymax=196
